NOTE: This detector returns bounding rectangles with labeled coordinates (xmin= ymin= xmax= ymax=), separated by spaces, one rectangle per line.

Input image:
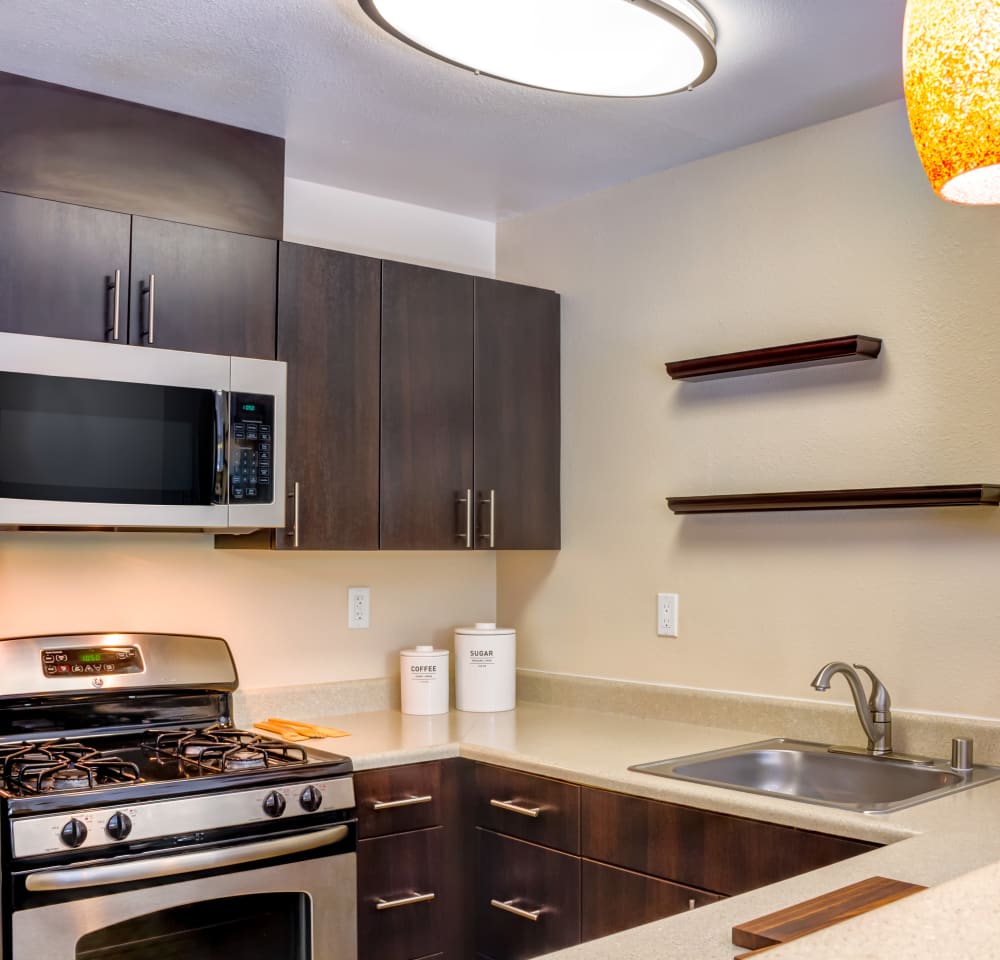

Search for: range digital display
xmin=41 ymin=646 xmax=144 ymax=678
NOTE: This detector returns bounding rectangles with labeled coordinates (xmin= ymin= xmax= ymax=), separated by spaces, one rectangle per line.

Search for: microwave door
xmin=0 ymin=338 xmax=230 ymax=529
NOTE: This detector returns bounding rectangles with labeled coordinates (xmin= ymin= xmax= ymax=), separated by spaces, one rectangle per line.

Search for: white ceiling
xmin=0 ymin=0 xmax=908 ymax=221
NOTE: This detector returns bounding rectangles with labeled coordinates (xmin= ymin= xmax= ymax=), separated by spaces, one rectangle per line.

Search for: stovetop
xmin=0 ymin=725 xmax=350 ymax=803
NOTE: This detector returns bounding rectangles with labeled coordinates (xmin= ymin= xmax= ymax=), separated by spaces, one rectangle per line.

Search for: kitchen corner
xmin=274 ymin=691 xmax=1000 ymax=960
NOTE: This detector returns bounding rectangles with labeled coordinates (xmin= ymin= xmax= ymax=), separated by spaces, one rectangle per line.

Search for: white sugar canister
xmin=455 ymin=623 xmax=516 ymax=712
xmin=400 ymin=645 xmax=449 ymax=716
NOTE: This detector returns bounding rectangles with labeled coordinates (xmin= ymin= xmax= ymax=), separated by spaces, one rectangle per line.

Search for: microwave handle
xmin=213 ymin=391 xmax=227 ymax=504
xmin=25 ymin=824 xmax=349 ymax=893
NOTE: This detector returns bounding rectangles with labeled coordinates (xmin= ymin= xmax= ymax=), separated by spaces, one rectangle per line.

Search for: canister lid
xmin=400 ymin=645 xmax=449 ymax=657
xmin=455 ymin=622 xmax=515 ymax=636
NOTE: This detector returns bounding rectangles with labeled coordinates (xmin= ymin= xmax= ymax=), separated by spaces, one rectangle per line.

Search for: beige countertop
xmin=300 ymin=702 xmax=1000 ymax=959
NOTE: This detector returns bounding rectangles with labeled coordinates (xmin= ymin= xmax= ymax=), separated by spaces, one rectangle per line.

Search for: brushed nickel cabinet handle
xmin=375 ymin=891 xmax=436 ymax=911
xmin=456 ymin=489 xmax=472 ymax=548
xmin=489 ymin=798 xmax=541 ymax=818
xmin=287 ymin=481 xmax=301 ymax=548
xmin=142 ymin=273 xmax=156 ymax=344
xmin=688 ymin=898 xmax=697 ymax=910
xmin=490 ymin=899 xmax=542 ymax=922
xmin=478 ymin=489 xmax=496 ymax=548
xmin=372 ymin=794 xmax=433 ymax=811
xmin=107 ymin=269 xmax=121 ymax=341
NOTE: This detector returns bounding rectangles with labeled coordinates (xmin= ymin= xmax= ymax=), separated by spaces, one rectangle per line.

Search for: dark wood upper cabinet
xmin=0 ymin=192 xmax=131 ymax=343
xmin=380 ymin=260 xmax=475 ymax=550
xmin=475 ymin=279 xmax=560 ymax=549
xmin=0 ymin=71 xmax=284 ymax=239
xmin=275 ymin=244 xmax=380 ymax=550
xmin=128 ymin=216 xmax=276 ymax=358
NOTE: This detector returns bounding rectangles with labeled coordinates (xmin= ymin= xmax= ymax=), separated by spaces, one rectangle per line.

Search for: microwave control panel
xmin=229 ymin=392 xmax=274 ymax=504
xmin=41 ymin=646 xmax=144 ymax=678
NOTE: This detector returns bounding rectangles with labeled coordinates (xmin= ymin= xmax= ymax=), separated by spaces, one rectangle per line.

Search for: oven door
xmin=11 ymin=824 xmax=356 ymax=960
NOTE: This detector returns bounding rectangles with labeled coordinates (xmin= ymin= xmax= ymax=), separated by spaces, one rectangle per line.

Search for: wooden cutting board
xmin=732 ymin=875 xmax=926 ymax=956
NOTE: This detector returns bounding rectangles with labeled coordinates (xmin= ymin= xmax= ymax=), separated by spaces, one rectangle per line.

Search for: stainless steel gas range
xmin=0 ymin=632 xmax=357 ymax=960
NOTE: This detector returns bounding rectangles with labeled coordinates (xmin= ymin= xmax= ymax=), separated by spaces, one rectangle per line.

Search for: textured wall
xmin=496 ymin=100 xmax=1000 ymax=719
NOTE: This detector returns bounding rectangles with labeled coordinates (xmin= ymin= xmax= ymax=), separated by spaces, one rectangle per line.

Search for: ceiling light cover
xmin=359 ymin=0 xmax=717 ymax=98
xmin=903 ymin=0 xmax=1000 ymax=204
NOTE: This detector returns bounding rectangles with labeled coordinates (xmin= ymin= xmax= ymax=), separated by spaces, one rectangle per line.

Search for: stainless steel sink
xmin=630 ymin=739 xmax=1000 ymax=813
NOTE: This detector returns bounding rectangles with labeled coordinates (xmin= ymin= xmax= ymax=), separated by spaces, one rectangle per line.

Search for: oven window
xmin=0 ymin=370 xmax=216 ymax=505
xmin=74 ymin=893 xmax=309 ymax=959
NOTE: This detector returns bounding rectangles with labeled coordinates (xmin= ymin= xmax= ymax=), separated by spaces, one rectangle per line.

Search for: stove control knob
xmin=60 ymin=818 xmax=88 ymax=848
xmin=299 ymin=785 xmax=322 ymax=812
xmin=106 ymin=812 xmax=133 ymax=841
xmin=263 ymin=790 xmax=287 ymax=818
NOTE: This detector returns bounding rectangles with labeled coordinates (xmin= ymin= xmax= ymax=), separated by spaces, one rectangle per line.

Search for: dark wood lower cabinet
xmin=476 ymin=829 xmax=580 ymax=960
xmin=581 ymin=787 xmax=877 ymax=897
xmin=358 ymin=826 xmax=445 ymax=960
xmin=580 ymin=859 xmax=721 ymax=942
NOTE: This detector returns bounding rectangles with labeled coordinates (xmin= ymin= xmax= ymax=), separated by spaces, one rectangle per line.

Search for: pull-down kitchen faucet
xmin=811 ymin=661 xmax=892 ymax=756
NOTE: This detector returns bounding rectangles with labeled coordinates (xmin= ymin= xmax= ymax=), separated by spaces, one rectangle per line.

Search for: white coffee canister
xmin=455 ymin=623 xmax=516 ymax=712
xmin=400 ymin=645 xmax=450 ymax=716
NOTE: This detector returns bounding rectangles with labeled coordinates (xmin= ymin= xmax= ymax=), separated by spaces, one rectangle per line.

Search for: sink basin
xmin=630 ymin=739 xmax=1000 ymax=813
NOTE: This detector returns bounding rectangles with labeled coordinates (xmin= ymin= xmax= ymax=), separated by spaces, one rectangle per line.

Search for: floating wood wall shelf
xmin=667 ymin=484 xmax=1000 ymax=515
xmin=665 ymin=335 xmax=882 ymax=381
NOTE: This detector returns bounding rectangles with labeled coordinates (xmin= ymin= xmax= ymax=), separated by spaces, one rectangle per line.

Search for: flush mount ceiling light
xmin=904 ymin=0 xmax=1000 ymax=204
xmin=358 ymin=0 xmax=718 ymax=98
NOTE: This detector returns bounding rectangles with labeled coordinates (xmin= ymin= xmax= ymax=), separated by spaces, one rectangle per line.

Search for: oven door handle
xmin=25 ymin=824 xmax=349 ymax=893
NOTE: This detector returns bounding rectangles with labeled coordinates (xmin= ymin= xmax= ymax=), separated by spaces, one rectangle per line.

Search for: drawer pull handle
xmin=688 ymin=898 xmax=696 ymax=910
xmin=372 ymin=794 xmax=433 ymax=811
xmin=491 ymin=899 xmax=543 ymax=922
xmin=490 ymin=798 xmax=541 ymax=818
xmin=375 ymin=891 xmax=436 ymax=911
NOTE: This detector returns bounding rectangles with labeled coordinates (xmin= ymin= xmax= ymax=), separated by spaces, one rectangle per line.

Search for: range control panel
xmin=41 ymin=646 xmax=144 ymax=678
xmin=229 ymin=392 xmax=274 ymax=504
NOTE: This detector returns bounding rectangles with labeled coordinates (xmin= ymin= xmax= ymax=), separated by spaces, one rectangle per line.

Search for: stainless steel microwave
xmin=0 ymin=332 xmax=286 ymax=531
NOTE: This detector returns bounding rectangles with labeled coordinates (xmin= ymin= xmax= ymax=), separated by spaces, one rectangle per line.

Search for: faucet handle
xmin=852 ymin=663 xmax=891 ymax=716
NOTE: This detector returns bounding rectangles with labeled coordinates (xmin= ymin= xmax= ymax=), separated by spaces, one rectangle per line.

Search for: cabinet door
xmin=474 ymin=279 xmax=560 ymax=549
xmin=580 ymin=859 xmax=721 ymax=942
xmin=380 ymin=261 xmax=475 ymax=549
xmin=274 ymin=243 xmax=380 ymax=550
xmin=0 ymin=192 xmax=130 ymax=342
xmin=581 ymin=787 xmax=877 ymax=896
xmin=473 ymin=763 xmax=580 ymax=854
xmin=477 ymin=829 xmax=580 ymax=960
xmin=355 ymin=761 xmax=444 ymax=838
xmin=128 ymin=216 xmax=276 ymax=357
xmin=358 ymin=826 xmax=446 ymax=960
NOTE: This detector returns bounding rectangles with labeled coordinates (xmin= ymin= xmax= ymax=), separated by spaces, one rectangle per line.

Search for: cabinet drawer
xmin=358 ymin=827 xmax=446 ymax=960
xmin=356 ymin=761 xmax=443 ymax=838
xmin=474 ymin=763 xmax=580 ymax=853
xmin=581 ymin=859 xmax=722 ymax=942
xmin=477 ymin=829 xmax=580 ymax=960
xmin=581 ymin=787 xmax=877 ymax=896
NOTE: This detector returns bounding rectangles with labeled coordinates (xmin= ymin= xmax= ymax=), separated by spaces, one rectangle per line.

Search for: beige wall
xmin=495 ymin=100 xmax=1000 ymax=719
xmin=284 ymin=177 xmax=495 ymax=276
xmin=0 ymin=534 xmax=494 ymax=689
xmin=0 ymin=183 xmax=498 ymax=691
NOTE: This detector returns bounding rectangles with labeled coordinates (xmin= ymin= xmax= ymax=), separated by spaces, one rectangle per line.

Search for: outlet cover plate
xmin=348 ymin=586 xmax=370 ymax=629
xmin=657 ymin=592 xmax=678 ymax=637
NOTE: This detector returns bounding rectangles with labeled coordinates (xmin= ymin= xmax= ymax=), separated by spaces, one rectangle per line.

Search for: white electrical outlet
xmin=348 ymin=586 xmax=370 ymax=629
xmin=657 ymin=592 xmax=678 ymax=637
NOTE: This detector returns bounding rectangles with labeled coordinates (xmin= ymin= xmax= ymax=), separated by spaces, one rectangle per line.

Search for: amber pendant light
xmin=903 ymin=0 xmax=1000 ymax=204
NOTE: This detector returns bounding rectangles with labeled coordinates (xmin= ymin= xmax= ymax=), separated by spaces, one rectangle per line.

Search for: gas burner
xmin=0 ymin=740 xmax=141 ymax=796
xmin=142 ymin=725 xmax=307 ymax=775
